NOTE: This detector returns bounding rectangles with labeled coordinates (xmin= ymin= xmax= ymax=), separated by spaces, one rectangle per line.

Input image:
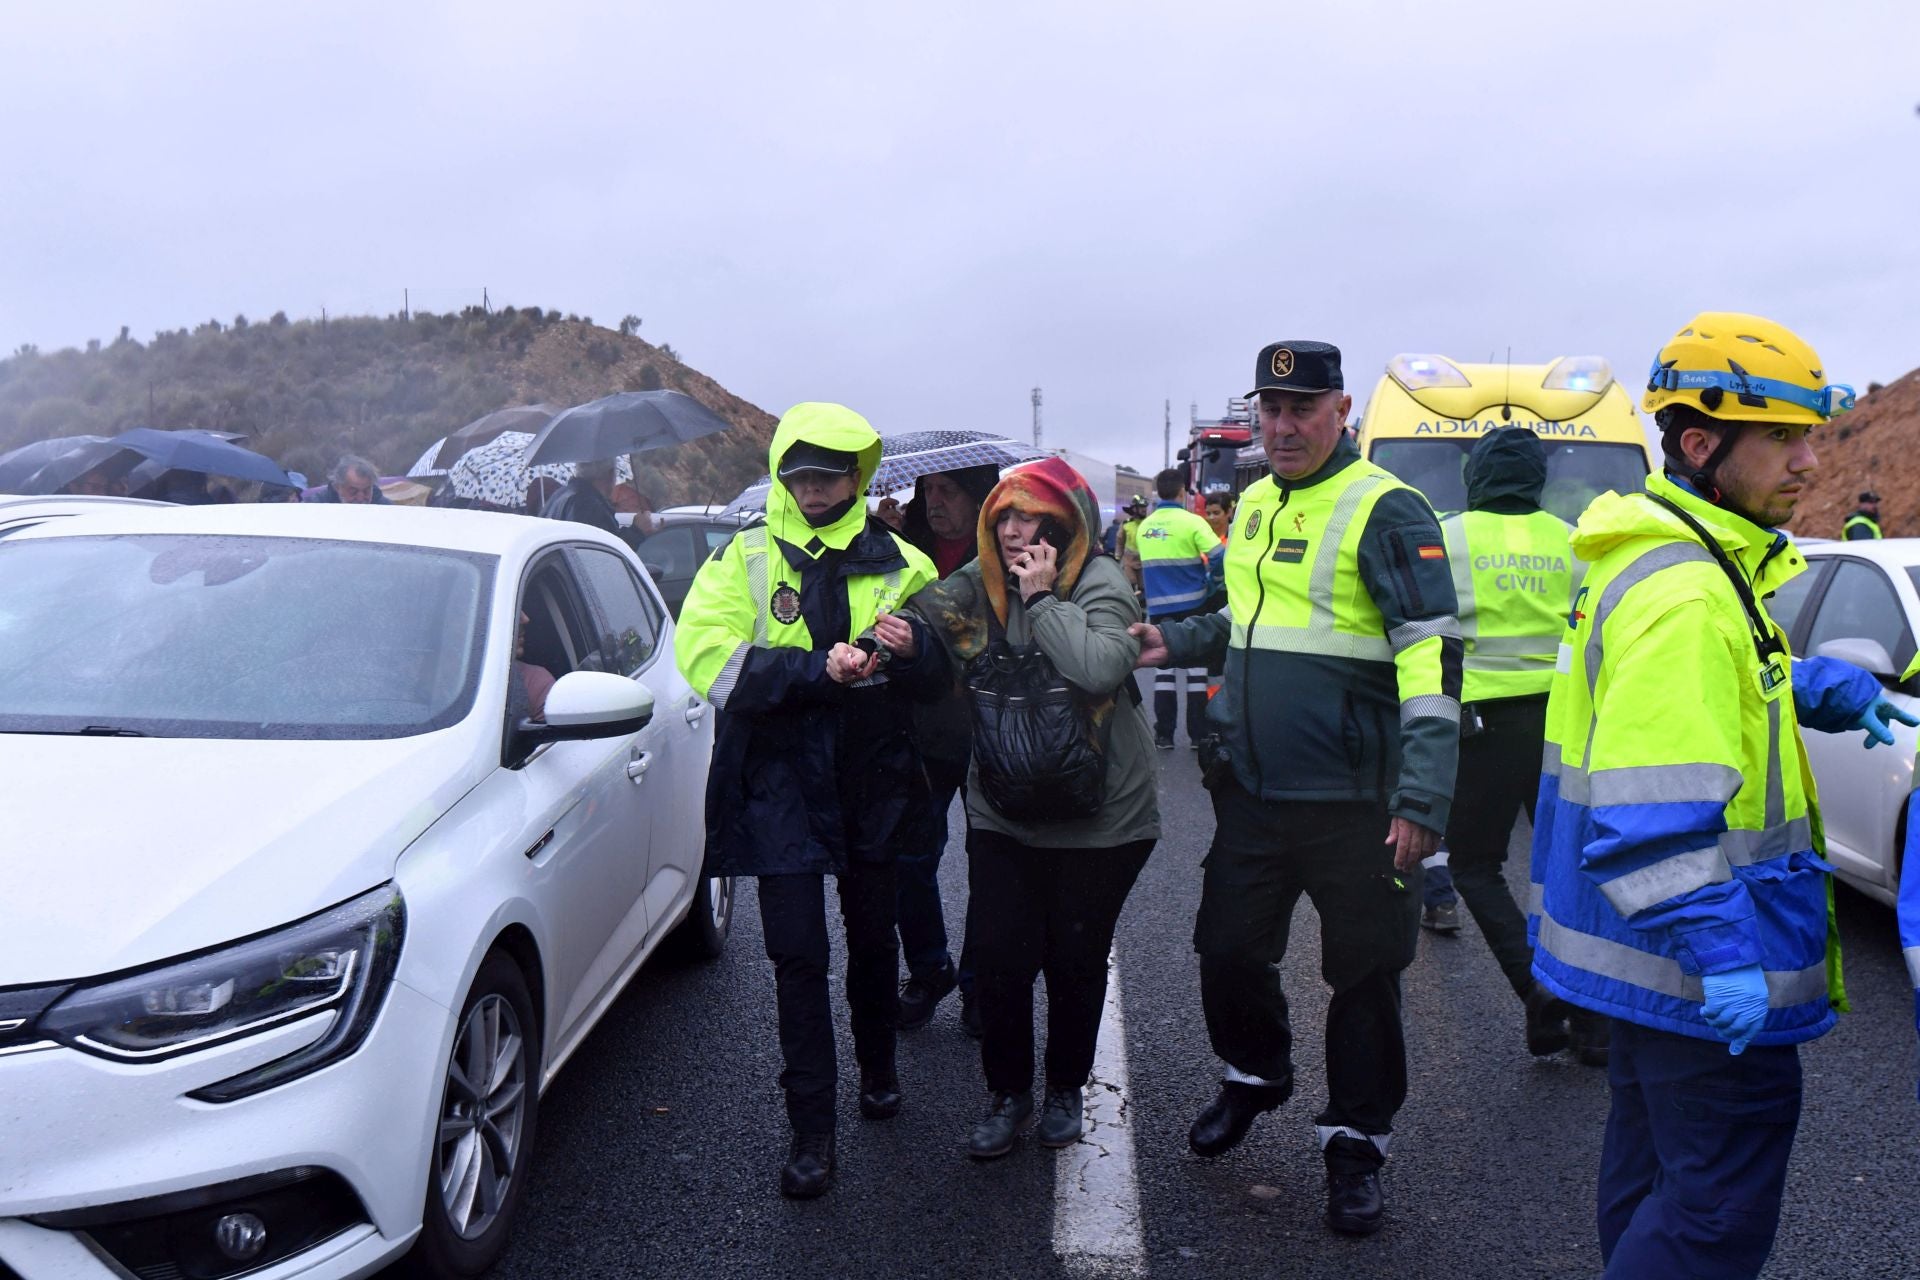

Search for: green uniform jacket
xmin=1161 ymin=436 xmax=1463 ymax=831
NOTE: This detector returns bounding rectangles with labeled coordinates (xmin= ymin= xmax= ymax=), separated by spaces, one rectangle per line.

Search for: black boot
xmin=859 ymin=1071 xmax=902 ymax=1120
xmin=1187 ymin=1079 xmax=1288 ymax=1157
xmin=1324 ymin=1169 xmax=1384 ymax=1235
xmin=778 ymin=1132 xmax=835 ymax=1199
xmin=968 ymin=1091 xmax=1036 ymax=1160
xmin=896 ymin=961 xmax=956 ymax=1031
xmin=1523 ymin=983 xmax=1572 ymax=1057
xmin=1568 ymin=1008 xmax=1611 ymax=1067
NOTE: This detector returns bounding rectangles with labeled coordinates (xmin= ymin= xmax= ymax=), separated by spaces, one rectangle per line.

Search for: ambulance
xmin=1355 ymin=354 xmax=1656 ymax=522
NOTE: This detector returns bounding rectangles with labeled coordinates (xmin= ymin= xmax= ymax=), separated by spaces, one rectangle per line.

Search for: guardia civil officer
xmin=1436 ymin=427 xmax=1589 ymax=1058
xmin=1132 ymin=341 xmax=1461 ymax=1236
xmin=675 ymin=403 xmax=936 ymax=1199
xmin=1842 ymin=489 xmax=1882 ymax=539
xmin=1529 ymin=313 xmax=1914 ymax=1277
xmin=1134 ymin=467 xmax=1225 ymax=748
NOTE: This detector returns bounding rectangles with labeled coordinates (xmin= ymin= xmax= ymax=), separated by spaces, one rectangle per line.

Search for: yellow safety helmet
xmin=1643 ymin=312 xmax=1853 ymax=426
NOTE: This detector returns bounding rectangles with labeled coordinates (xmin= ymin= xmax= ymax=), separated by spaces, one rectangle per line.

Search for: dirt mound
xmin=1793 ymin=367 xmax=1920 ymax=538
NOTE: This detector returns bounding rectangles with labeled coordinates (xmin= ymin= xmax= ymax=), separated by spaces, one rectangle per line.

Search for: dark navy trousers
xmin=894 ymin=755 xmax=973 ymax=990
xmin=1598 ymin=1018 xmax=1803 ymax=1280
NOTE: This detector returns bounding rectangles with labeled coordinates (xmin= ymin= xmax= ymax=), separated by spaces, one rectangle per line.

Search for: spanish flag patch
xmin=1417 ymin=544 xmax=1447 ymax=560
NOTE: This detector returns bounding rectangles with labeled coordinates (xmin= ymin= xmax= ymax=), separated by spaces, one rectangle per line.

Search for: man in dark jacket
xmin=674 ymin=404 xmax=936 ymax=1199
xmin=541 ymin=458 xmax=620 ymax=534
xmin=1842 ymin=490 xmax=1882 ymax=540
xmin=891 ymin=464 xmax=999 ymax=1034
xmin=308 ymin=455 xmax=391 ymax=504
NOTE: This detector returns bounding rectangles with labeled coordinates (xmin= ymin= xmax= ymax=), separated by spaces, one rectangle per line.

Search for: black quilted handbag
xmin=964 ymin=617 xmax=1109 ymax=822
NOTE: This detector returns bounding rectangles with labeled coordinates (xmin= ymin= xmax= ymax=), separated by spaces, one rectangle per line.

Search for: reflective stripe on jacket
xmin=1440 ymin=508 xmax=1577 ymax=702
xmin=1136 ymin=501 xmax=1224 ymax=617
xmin=1528 ymin=471 xmax=1878 ymax=1046
xmin=1843 ymin=512 xmax=1882 ymax=540
xmin=1160 ymin=436 xmax=1462 ymax=829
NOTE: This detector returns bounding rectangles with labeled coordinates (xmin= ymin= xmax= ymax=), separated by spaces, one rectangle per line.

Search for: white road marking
xmin=1052 ymin=949 xmax=1146 ymax=1278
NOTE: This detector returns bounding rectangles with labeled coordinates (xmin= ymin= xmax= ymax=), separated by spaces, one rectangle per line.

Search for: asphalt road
xmin=455 ymin=741 xmax=1920 ymax=1280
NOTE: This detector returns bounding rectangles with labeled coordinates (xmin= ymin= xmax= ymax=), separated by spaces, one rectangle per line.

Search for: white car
xmin=0 ymin=503 xmax=730 ymax=1280
xmin=0 ymin=493 xmax=173 ymax=538
xmin=1768 ymin=537 xmax=1920 ymax=906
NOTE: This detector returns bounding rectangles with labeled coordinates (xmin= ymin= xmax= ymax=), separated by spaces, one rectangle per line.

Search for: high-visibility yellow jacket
xmin=1843 ymin=510 xmax=1882 ymax=540
xmin=674 ymin=403 xmax=935 ymax=876
xmin=1136 ymin=500 xmax=1225 ymax=618
xmin=1440 ymin=508 xmax=1577 ymax=702
xmin=1528 ymin=470 xmax=1881 ymax=1045
xmin=1161 ymin=436 xmax=1463 ymax=830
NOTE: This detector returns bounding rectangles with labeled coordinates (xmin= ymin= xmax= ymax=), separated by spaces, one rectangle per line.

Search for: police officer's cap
xmin=777 ymin=441 xmax=861 ymax=479
xmin=1248 ymin=340 xmax=1343 ymax=398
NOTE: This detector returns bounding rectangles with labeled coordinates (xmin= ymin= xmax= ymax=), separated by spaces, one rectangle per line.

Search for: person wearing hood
xmin=674 ymin=403 xmax=937 ymax=1200
xmin=873 ymin=457 xmax=1158 ymax=1158
xmin=1131 ymin=340 xmax=1461 ymax=1237
xmin=885 ymin=464 xmax=1001 ymax=1035
xmin=1432 ymin=427 xmax=1586 ymax=1061
xmin=1528 ymin=314 xmax=1911 ymax=1277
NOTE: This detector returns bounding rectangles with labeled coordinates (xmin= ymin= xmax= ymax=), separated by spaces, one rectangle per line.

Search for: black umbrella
xmin=111 ymin=428 xmax=291 ymax=488
xmin=524 ymin=391 xmax=731 ymax=467
xmin=432 ymin=404 xmax=558 ymax=470
xmin=0 ymin=435 xmax=142 ymax=493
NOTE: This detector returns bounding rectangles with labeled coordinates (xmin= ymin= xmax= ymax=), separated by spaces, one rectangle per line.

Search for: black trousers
xmin=1151 ymin=606 xmax=1218 ymax=742
xmin=758 ymin=863 xmax=899 ymax=1134
xmin=1193 ymin=782 xmax=1420 ymax=1172
xmin=1445 ymin=695 xmax=1548 ymax=999
xmin=967 ymin=829 xmax=1154 ymax=1096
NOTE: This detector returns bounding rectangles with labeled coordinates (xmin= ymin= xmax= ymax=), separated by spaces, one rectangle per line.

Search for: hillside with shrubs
xmin=0 ymin=307 xmax=777 ymax=506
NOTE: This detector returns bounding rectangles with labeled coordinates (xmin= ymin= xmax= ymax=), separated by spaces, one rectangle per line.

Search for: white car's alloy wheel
xmin=438 ymin=992 xmax=529 ymax=1239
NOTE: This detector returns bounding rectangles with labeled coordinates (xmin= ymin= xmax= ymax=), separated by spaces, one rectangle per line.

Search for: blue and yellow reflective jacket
xmin=1900 ymin=653 xmax=1920 ymax=1094
xmin=1136 ymin=500 xmax=1224 ymax=618
xmin=1528 ymin=472 xmax=1880 ymax=1045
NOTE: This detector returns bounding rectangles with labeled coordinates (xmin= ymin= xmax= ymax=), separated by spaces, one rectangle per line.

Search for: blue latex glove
xmin=1700 ymin=965 xmax=1770 ymax=1054
xmin=1853 ymin=694 xmax=1918 ymax=749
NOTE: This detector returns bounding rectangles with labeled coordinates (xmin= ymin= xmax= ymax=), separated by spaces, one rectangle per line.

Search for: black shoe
xmin=968 ymin=1091 xmax=1036 ymax=1159
xmin=1524 ymin=983 xmax=1572 ymax=1057
xmin=1568 ymin=1008 xmax=1611 ymax=1068
xmin=960 ymin=990 xmax=983 ymax=1039
xmin=1036 ymin=1087 xmax=1083 ymax=1148
xmin=896 ymin=962 xmax=957 ymax=1030
xmin=1420 ymin=902 xmax=1461 ymax=934
xmin=1187 ymin=1079 xmax=1288 ymax=1157
xmin=778 ymin=1132 xmax=836 ymax=1199
xmin=1154 ymin=733 xmax=1175 ymax=750
xmin=1324 ymin=1169 xmax=1384 ymax=1235
xmin=859 ymin=1072 xmax=902 ymax=1120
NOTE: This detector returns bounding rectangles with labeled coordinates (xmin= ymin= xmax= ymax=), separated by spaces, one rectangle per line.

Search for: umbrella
xmin=447 ymin=431 xmax=633 ymax=508
xmin=720 ymin=430 xmax=1046 ymax=514
xmin=407 ymin=438 xmax=449 ymax=477
xmin=0 ymin=435 xmax=143 ymax=494
xmin=110 ymin=428 xmax=291 ymax=488
xmin=432 ymin=404 xmax=557 ymax=471
xmin=524 ymin=390 xmax=731 ymax=467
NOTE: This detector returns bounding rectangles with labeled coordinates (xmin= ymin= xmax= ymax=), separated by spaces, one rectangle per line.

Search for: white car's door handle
xmin=685 ymin=703 xmax=707 ymax=725
xmin=626 ymin=750 xmax=652 ymax=782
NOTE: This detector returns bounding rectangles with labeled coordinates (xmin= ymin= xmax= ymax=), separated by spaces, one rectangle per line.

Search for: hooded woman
xmin=873 ymin=457 xmax=1159 ymax=1158
xmin=674 ymin=403 xmax=937 ymax=1199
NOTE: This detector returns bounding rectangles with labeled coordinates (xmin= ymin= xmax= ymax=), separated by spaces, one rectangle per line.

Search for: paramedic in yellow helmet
xmin=1527 ymin=313 xmax=1915 ymax=1278
xmin=674 ymin=403 xmax=936 ymax=1200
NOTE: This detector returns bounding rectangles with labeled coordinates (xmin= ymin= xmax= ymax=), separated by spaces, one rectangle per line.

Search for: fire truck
xmin=1176 ymin=398 xmax=1267 ymax=513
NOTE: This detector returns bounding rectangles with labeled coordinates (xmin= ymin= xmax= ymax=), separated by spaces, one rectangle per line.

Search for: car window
xmin=637 ymin=527 xmax=697 ymax=582
xmin=1369 ymin=440 xmax=1647 ymax=522
xmin=1803 ymin=558 xmax=1914 ymax=671
xmin=567 ymin=545 xmax=663 ymax=677
xmin=703 ymin=526 xmax=739 ymax=555
xmin=1765 ymin=560 xmax=1826 ymax=641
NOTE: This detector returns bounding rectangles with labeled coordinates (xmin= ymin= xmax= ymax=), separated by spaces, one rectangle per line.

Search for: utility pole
xmin=1164 ymin=399 xmax=1171 ymax=469
xmin=1031 ymin=386 xmax=1043 ymax=449
xmin=403 ymin=288 xmax=409 ymax=321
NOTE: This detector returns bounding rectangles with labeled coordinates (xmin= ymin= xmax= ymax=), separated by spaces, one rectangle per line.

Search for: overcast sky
xmin=3 ymin=2 xmax=1915 ymax=471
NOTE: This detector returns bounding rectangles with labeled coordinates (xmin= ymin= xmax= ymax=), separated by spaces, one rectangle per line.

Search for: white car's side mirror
xmin=543 ymin=671 xmax=654 ymax=729
xmin=1814 ymin=636 xmax=1897 ymax=679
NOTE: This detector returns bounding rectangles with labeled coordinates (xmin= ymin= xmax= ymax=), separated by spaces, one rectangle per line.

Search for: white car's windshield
xmin=0 ymin=534 xmax=495 ymax=740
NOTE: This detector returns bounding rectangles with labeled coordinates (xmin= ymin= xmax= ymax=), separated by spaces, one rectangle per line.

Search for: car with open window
xmin=1765 ymin=537 xmax=1920 ymax=906
xmin=0 ymin=503 xmax=729 ymax=1280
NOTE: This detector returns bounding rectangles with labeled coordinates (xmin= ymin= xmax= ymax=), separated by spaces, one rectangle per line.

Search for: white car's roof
xmin=4 ymin=499 xmax=614 ymax=560
xmin=1802 ymin=537 xmax=1920 ymax=568
xmin=0 ymin=494 xmax=173 ymax=517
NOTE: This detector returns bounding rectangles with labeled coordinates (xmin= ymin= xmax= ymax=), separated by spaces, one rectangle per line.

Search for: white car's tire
xmin=401 ymin=951 xmax=541 ymax=1278
xmin=670 ymin=866 xmax=735 ymax=961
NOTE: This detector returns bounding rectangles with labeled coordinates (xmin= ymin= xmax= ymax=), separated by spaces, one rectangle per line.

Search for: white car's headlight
xmin=38 ymin=885 xmax=404 ymax=1100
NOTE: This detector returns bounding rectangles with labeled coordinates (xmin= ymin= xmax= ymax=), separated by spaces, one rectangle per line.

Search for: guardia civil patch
xmin=770 ymin=583 xmax=802 ymax=626
xmin=1270 ymin=538 xmax=1308 ymax=564
xmin=1243 ymin=509 xmax=1263 ymax=539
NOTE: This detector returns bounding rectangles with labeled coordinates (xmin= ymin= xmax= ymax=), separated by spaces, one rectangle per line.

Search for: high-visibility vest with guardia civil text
xmin=1439 ymin=508 xmax=1577 ymax=702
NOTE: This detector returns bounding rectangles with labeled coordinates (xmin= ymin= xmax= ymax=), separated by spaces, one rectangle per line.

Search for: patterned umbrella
xmin=720 ymin=430 xmax=1045 ymax=514
xmin=446 ymin=431 xmax=633 ymax=508
xmin=433 ymin=404 xmax=557 ymax=470
xmin=406 ymin=438 xmax=448 ymax=477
